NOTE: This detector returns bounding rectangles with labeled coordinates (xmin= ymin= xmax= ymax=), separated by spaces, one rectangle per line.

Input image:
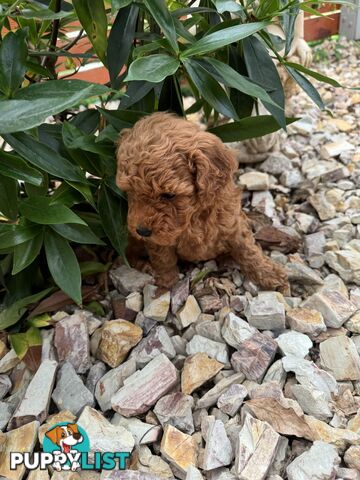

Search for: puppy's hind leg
xmin=229 ymin=212 xmax=290 ymax=294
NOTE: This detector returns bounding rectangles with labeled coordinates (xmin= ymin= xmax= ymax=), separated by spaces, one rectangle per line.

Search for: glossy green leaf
xmin=3 ymin=132 xmax=86 ymax=182
xmin=51 ymin=223 xmax=105 ymax=245
xmin=181 ymin=21 xmax=268 ymax=57
xmin=11 ymin=8 xmax=73 ymax=20
xmin=125 ymin=54 xmax=180 ymax=83
xmin=0 ymin=29 xmax=27 ymax=97
xmin=243 ymin=36 xmax=285 ymax=129
xmin=98 ymin=183 xmax=128 ymax=257
xmin=285 ymin=66 xmax=325 ymax=110
xmin=0 ymin=174 xmax=18 ymax=220
xmin=280 ymin=2 xmax=299 ymax=55
xmin=10 ymin=327 xmax=42 ymax=361
xmin=208 ymin=115 xmax=298 ymax=142
xmin=112 ymin=0 xmax=133 ymax=9
xmin=213 ymin=0 xmax=243 ymax=13
xmin=80 ymin=261 xmax=110 ymax=277
xmin=44 ymin=229 xmax=82 ymax=305
xmin=195 ymin=57 xmax=278 ymax=107
xmin=20 ymin=197 xmax=86 ymax=225
xmin=183 ymin=58 xmax=239 ymax=120
xmin=0 ymin=288 xmax=52 ymax=330
xmin=107 ymin=3 xmax=139 ymax=87
xmin=285 ymin=61 xmax=342 ymax=88
xmin=62 ymin=121 xmax=114 ymax=156
xmin=73 ymin=0 xmax=108 ymax=64
xmin=99 ymin=108 xmax=146 ymax=131
xmin=0 ymin=224 xmax=41 ymax=249
xmin=144 ymin=0 xmax=179 ymax=54
xmin=0 ymin=151 xmax=43 ymax=186
xmin=0 ymin=80 xmax=109 ymax=134
xmin=12 ymin=232 xmax=43 ymax=275
xmin=66 ymin=181 xmax=97 ymax=209
xmin=27 ymin=313 xmax=52 ymax=328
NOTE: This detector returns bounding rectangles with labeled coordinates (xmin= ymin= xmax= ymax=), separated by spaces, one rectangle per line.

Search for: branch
xmin=63 ymin=29 xmax=84 ymax=51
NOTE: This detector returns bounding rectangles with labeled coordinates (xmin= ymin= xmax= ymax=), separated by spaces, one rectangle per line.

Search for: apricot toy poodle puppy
xmin=116 ymin=112 xmax=289 ymax=293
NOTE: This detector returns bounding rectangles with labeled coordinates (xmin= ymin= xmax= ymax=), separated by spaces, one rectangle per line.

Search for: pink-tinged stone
xmin=231 ymin=332 xmax=277 ymax=382
xmin=111 ymin=354 xmax=178 ymax=417
xmin=171 ymin=278 xmax=190 ymax=314
xmin=54 ymin=312 xmax=91 ymax=374
xmin=160 ymin=424 xmax=197 ymax=474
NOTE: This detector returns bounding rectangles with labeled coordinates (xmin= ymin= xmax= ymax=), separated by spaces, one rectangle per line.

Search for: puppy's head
xmin=45 ymin=423 xmax=83 ymax=453
xmin=116 ymin=112 xmax=236 ymax=246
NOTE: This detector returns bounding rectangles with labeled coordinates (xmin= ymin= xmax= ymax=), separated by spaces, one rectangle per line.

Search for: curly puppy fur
xmin=116 ymin=112 xmax=289 ymax=293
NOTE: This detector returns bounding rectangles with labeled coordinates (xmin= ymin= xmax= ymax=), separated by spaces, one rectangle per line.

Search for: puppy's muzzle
xmin=136 ymin=225 xmax=152 ymax=237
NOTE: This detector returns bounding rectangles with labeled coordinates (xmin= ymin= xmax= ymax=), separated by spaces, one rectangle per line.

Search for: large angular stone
xmin=175 ymin=295 xmax=201 ymax=329
xmin=160 ymin=424 xmax=197 ymax=474
xmin=305 ymin=231 xmax=326 ymax=268
xmin=217 ymin=384 xmax=247 ymax=417
xmin=0 ymin=374 xmax=11 ymax=399
xmin=97 ymin=320 xmax=143 ymax=368
xmin=302 ymin=289 xmax=357 ymax=328
xmin=52 ymin=362 xmax=95 ymax=415
xmin=186 ymin=466 xmax=203 ymax=480
xmin=86 ymin=361 xmax=107 ymax=395
xmin=239 ymin=172 xmax=270 ymax=191
xmin=0 ymin=349 xmax=20 ymax=373
xmin=286 ymin=262 xmax=324 ymax=286
xmin=231 ymin=332 xmax=277 ymax=382
xmin=154 ymin=392 xmax=194 ymax=434
xmin=129 ymin=326 xmax=176 ymax=368
xmin=78 ymin=406 xmax=134 ymax=455
xmin=0 ymin=401 xmax=14 ymax=430
xmin=186 ymin=335 xmax=229 ymax=364
xmin=54 ymin=312 xmax=91 ymax=374
xmin=143 ymin=284 xmax=170 ymax=322
xmin=309 ymin=192 xmax=336 ymax=220
xmin=344 ymin=445 xmax=360 ymax=470
xmin=182 ymin=353 xmax=223 ymax=395
xmin=197 ymin=373 xmax=245 ymax=409
xmin=171 ymin=277 xmax=190 ymax=315
xmin=235 ymin=415 xmax=281 ymax=480
xmin=320 ymin=336 xmax=360 ymax=381
xmin=95 ymin=358 xmax=136 ymax=411
xmin=112 ymin=414 xmax=162 ymax=445
xmin=286 ymin=441 xmax=340 ymax=480
xmin=9 ymin=359 xmax=57 ymax=429
xmin=203 ymin=419 xmax=233 ymax=471
xmin=276 ymin=331 xmax=312 ymax=358
xmin=325 ymin=250 xmax=360 ymax=285
xmin=129 ymin=445 xmax=174 ymax=478
xmin=286 ymin=308 xmax=326 ymax=336
xmin=110 ymin=265 xmax=153 ymax=295
xmin=0 ymin=421 xmax=39 ymax=480
xmin=111 ymin=354 xmax=178 ymax=417
xmin=245 ymin=292 xmax=285 ymax=330
xmin=291 ymin=384 xmax=332 ymax=421
xmin=221 ymin=313 xmax=256 ymax=349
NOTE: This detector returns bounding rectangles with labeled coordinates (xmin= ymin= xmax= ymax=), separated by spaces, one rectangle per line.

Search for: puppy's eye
xmin=160 ymin=193 xmax=175 ymax=200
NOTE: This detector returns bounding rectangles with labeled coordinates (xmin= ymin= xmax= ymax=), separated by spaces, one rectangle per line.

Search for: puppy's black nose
xmin=73 ymin=432 xmax=81 ymax=440
xmin=136 ymin=225 xmax=152 ymax=237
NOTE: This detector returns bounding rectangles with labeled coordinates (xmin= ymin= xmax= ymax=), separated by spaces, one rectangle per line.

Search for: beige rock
xmin=130 ymin=445 xmax=173 ymax=478
xmin=348 ymin=411 xmax=360 ymax=433
xmin=286 ymin=308 xmax=326 ymax=336
xmin=325 ymin=250 xmax=360 ymax=285
xmin=302 ymin=290 xmax=357 ymax=328
xmin=38 ymin=410 xmax=76 ymax=444
xmin=0 ymin=339 xmax=8 ymax=360
xmin=309 ymin=193 xmax=336 ymax=220
xmin=328 ymin=118 xmax=354 ymax=132
xmin=0 ymin=421 xmax=39 ymax=480
xmin=321 ymin=140 xmax=354 ymax=159
xmin=143 ymin=284 xmax=170 ymax=322
xmin=52 ymin=473 xmax=80 ymax=480
xmin=0 ymin=349 xmax=20 ymax=373
xmin=239 ymin=172 xmax=270 ymax=191
xmin=182 ymin=353 xmax=223 ymax=395
xmin=28 ymin=469 xmax=50 ymax=480
xmin=305 ymin=416 xmax=360 ymax=451
xmin=160 ymin=424 xmax=197 ymax=474
xmin=320 ymin=336 xmax=360 ymax=381
xmin=344 ymin=445 xmax=360 ymax=470
xmin=346 ymin=312 xmax=360 ymax=334
xmin=97 ymin=320 xmax=143 ymax=368
xmin=176 ymin=295 xmax=201 ymax=329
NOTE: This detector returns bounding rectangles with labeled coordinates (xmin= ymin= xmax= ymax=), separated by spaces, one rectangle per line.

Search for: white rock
xmin=221 ymin=313 xmax=256 ymax=349
xmin=110 ymin=265 xmax=153 ymax=294
xmin=203 ymin=420 xmax=233 ymax=470
xmin=276 ymin=331 xmax=312 ymax=358
xmin=111 ymin=414 xmax=161 ymax=445
xmin=291 ymin=384 xmax=332 ymax=421
xmin=286 ymin=441 xmax=340 ymax=480
xmin=325 ymin=250 xmax=360 ymax=285
xmin=320 ymin=336 xmax=360 ymax=381
xmin=186 ymin=335 xmax=229 ymax=364
xmin=143 ymin=284 xmax=170 ymax=322
xmin=176 ymin=295 xmax=201 ymax=329
xmin=245 ymin=292 xmax=285 ymax=330
xmin=217 ymin=384 xmax=247 ymax=417
xmin=239 ymin=172 xmax=270 ymax=191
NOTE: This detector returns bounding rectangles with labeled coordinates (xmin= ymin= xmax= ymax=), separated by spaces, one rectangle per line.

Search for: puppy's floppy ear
xmin=45 ymin=427 xmax=60 ymax=445
xmin=116 ymin=128 xmax=132 ymax=191
xmin=188 ymin=132 xmax=236 ymax=205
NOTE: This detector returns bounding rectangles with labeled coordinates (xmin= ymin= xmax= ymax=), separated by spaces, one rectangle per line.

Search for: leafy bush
xmin=0 ymin=0 xmax=341 ymax=332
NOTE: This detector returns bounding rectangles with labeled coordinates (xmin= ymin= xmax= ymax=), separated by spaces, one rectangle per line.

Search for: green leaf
xmin=12 ymin=8 xmax=73 ymax=20
xmin=125 ymin=54 xmax=180 ymax=83
xmin=212 ymin=0 xmax=243 ymax=13
xmin=144 ymin=0 xmax=179 ymax=54
xmin=44 ymin=229 xmax=82 ymax=305
xmin=27 ymin=313 xmax=51 ymax=328
xmin=207 ymin=115 xmax=298 ymax=142
xmin=0 ymin=80 xmax=109 ymax=134
xmin=183 ymin=58 xmax=239 ymax=120
xmin=12 ymin=232 xmax=43 ymax=275
xmin=181 ymin=21 xmax=268 ymax=57
xmin=243 ymin=36 xmax=286 ymax=129
xmin=285 ymin=66 xmax=324 ymax=110
xmin=20 ymin=197 xmax=87 ymax=225
xmin=80 ymin=261 xmax=111 ymax=277
xmin=0 ymin=174 xmax=18 ymax=220
xmin=112 ymin=0 xmax=133 ymax=9
xmin=284 ymin=61 xmax=342 ymax=88
xmin=107 ymin=3 xmax=139 ymax=87
xmin=0 ymin=224 xmax=41 ymax=249
xmin=66 ymin=181 xmax=97 ymax=209
xmin=280 ymin=1 xmax=299 ymax=55
xmin=99 ymin=108 xmax=146 ymax=131
xmin=0 ymin=288 xmax=53 ymax=330
xmin=10 ymin=327 xmax=42 ymax=361
xmin=196 ymin=57 xmax=279 ymax=107
xmin=0 ymin=29 xmax=27 ymax=97
xmin=3 ymin=132 xmax=86 ymax=183
xmin=73 ymin=0 xmax=108 ymax=64
xmin=0 ymin=151 xmax=43 ymax=186
xmin=51 ymin=223 xmax=105 ymax=245
xmin=98 ymin=183 xmax=128 ymax=256
xmin=62 ymin=121 xmax=114 ymax=156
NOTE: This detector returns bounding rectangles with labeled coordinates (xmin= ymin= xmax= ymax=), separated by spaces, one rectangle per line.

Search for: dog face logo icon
xmin=43 ymin=422 xmax=90 ymax=472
